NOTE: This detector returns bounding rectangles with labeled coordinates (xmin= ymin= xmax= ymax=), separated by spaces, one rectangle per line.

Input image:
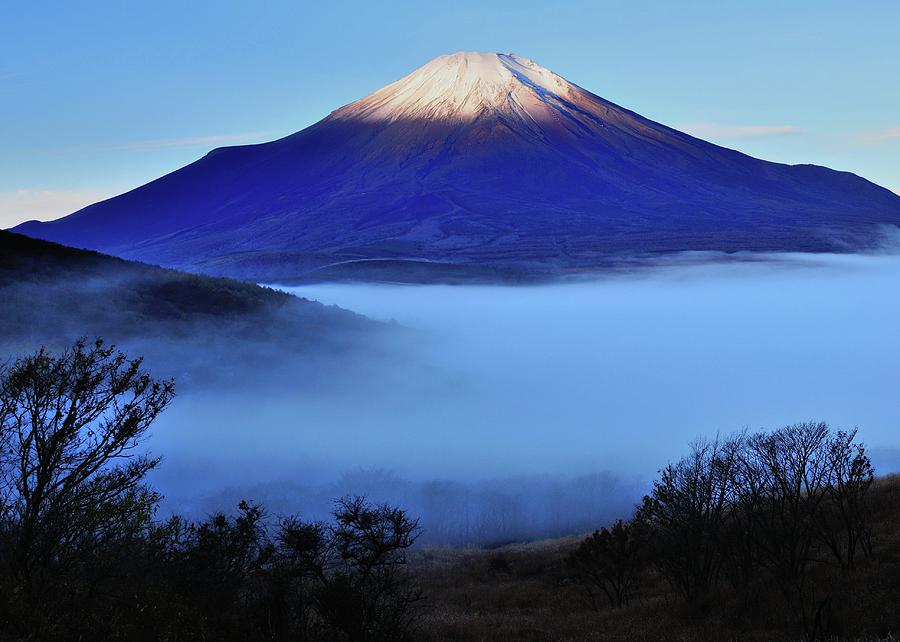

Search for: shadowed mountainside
xmin=0 ymin=230 xmax=379 ymax=385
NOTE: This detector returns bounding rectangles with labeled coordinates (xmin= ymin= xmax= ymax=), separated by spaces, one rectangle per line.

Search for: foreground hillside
xmin=412 ymin=475 xmax=900 ymax=641
xmin=14 ymin=52 xmax=900 ymax=283
xmin=409 ymin=458 xmax=900 ymax=642
xmin=0 ymin=231 xmax=378 ymax=384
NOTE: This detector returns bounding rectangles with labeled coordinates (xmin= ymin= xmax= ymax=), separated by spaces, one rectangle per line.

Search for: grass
xmin=410 ymin=475 xmax=900 ymax=641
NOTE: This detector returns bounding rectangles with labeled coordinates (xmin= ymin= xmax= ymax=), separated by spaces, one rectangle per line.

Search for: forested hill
xmin=2 ymin=230 xmax=310 ymax=315
xmin=0 ymin=231 xmax=380 ymax=385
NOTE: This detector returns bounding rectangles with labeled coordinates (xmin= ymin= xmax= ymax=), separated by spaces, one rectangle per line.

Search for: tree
xmin=727 ymin=422 xmax=874 ymax=637
xmin=568 ymin=519 xmax=645 ymax=609
xmin=278 ymin=497 xmax=423 ymax=641
xmin=738 ymin=423 xmax=832 ymax=630
xmin=156 ymin=497 xmax=424 ymax=641
xmin=151 ymin=501 xmax=275 ymax=639
xmin=639 ymin=435 xmax=742 ymax=601
xmin=819 ymin=429 xmax=874 ymax=569
xmin=0 ymin=339 xmax=174 ymax=635
xmin=0 ymin=340 xmax=426 ymax=640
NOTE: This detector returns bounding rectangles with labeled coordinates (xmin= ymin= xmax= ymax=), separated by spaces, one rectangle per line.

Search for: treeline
xmin=0 ymin=340 xmax=420 ymax=640
xmin=198 ymin=470 xmax=640 ymax=548
xmin=569 ymin=424 xmax=876 ymax=639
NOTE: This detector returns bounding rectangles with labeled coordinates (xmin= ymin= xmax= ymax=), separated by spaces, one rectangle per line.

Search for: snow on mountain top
xmin=331 ymin=51 xmax=585 ymax=124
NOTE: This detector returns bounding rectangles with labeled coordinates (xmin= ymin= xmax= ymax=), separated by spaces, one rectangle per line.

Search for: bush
xmin=271 ymin=497 xmax=422 ymax=640
xmin=568 ymin=519 xmax=644 ymax=609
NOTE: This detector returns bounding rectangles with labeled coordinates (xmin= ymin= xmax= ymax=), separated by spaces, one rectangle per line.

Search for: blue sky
xmin=2 ymin=0 xmax=898 ymax=227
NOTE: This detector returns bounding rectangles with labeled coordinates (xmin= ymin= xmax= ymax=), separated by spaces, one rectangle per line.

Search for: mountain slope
xmin=14 ymin=52 xmax=900 ymax=281
xmin=0 ymin=230 xmax=375 ymax=384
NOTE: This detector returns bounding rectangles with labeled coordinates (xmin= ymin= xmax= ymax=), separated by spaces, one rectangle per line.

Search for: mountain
xmin=0 ymin=230 xmax=375 ymax=385
xmin=13 ymin=52 xmax=900 ymax=282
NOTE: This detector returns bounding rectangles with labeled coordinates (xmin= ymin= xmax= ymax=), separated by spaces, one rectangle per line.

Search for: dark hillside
xmin=0 ymin=231 xmax=380 ymax=385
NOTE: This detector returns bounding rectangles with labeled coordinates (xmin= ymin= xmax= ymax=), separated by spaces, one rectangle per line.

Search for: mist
xmin=134 ymin=251 xmax=900 ymax=544
xmin=6 ymin=240 xmax=899 ymax=544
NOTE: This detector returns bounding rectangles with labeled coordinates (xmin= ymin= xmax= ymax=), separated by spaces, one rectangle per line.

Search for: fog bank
xmin=146 ymin=252 xmax=900 ymax=543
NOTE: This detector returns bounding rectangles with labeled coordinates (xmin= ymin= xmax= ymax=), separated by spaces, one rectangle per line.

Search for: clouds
xmin=855 ymin=126 xmax=900 ymax=144
xmin=90 ymin=131 xmax=280 ymax=152
xmin=22 ymin=131 xmax=283 ymax=156
xmin=680 ymin=121 xmax=900 ymax=147
xmin=0 ymin=189 xmax=117 ymax=228
xmin=681 ymin=123 xmax=801 ymax=140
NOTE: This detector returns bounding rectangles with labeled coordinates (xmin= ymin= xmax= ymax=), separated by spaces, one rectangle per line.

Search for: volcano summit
xmin=14 ymin=52 xmax=900 ymax=281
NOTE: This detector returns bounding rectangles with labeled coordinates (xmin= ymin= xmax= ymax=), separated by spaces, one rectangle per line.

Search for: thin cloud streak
xmin=856 ymin=126 xmax=900 ymax=143
xmin=681 ymin=123 xmax=801 ymax=140
xmin=91 ymin=131 xmax=281 ymax=151
xmin=15 ymin=131 xmax=284 ymax=159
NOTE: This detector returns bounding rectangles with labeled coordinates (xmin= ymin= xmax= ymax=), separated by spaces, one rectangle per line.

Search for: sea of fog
xmin=148 ymin=252 xmax=900 ymax=544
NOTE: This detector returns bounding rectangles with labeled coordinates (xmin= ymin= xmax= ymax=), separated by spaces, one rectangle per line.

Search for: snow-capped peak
xmin=331 ymin=52 xmax=584 ymax=124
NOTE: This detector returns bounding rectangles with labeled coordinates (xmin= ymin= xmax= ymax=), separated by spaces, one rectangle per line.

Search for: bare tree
xmin=741 ymin=424 xmax=831 ymax=609
xmin=818 ymin=429 xmax=874 ymax=569
xmin=734 ymin=422 xmax=873 ymax=638
xmin=639 ymin=435 xmax=742 ymax=601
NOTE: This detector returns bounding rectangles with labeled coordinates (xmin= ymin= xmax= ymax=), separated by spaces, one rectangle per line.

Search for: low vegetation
xmin=0 ymin=340 xmax=419 ymax=640
xmin=415 ymin=432 xmax=900 ymax=641
xmin=1 ymin=338 xmax=898 ymax=640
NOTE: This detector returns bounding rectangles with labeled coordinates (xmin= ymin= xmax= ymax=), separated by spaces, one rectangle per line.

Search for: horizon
xmin=2 ymin=1 xmax=898 ymax=229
